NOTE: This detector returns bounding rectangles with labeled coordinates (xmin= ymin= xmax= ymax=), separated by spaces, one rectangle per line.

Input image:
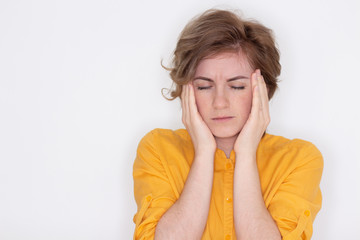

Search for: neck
xmin=215 ymin=134 xmax=238 ymax=158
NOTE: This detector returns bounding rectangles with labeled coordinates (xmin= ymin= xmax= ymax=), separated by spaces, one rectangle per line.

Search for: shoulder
xmin=137 ymin=128 xmax=193 ymax=156
xmin=138 ymin=128 xmax=190 ymax=146
xmin=260 ymin=133 xmax=323 ymax=168
xmin=261 ymin=133 xmax=321 ymax=153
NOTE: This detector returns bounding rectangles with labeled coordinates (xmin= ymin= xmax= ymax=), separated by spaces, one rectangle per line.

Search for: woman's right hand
xmin=181 ymin=83 xmax=216 ymax=155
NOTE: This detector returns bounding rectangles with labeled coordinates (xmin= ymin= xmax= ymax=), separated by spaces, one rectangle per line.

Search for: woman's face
xmin=192 ymin=51 xmax=254 ymax=139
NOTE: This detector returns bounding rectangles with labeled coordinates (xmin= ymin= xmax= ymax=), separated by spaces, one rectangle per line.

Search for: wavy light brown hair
xmin=162 ymin=9 xmax=281 ymax=100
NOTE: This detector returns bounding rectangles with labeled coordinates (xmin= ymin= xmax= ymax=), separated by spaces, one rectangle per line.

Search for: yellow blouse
xmin=133 ymin=128 xmax=323 ymax=240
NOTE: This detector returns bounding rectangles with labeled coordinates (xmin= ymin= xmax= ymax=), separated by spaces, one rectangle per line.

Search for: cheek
xmin=194 ymin=92 xmax=209 ymax=116
xmin=234 ymin=93 xmax=252 ymax=114
xmin=245 ymin=94 xmax=253 ymax=110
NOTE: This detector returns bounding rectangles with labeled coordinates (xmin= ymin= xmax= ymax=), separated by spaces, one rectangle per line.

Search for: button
xmin=225 ymin=162 xmax=232 ymax=170
xmin=225 ymin=234 xmax=231 ymax=240
xmin=146 ymin=195 xmax=152 ymax=202
xmin=304 ymin=210 xmax=310 ymax=217
xmin=226 ymin=197 xmax=232 ymax=203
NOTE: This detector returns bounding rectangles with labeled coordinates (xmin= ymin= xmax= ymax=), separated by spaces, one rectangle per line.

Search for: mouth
xmin=211 ymin=116 xmax=234 ymax=122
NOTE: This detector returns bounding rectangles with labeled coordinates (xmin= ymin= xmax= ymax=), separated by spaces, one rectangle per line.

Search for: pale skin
xmin=154 ymin=51 xmax=281 ymax=239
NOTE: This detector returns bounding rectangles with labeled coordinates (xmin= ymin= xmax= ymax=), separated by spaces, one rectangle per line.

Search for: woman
xmin=133 ymin=9 xmax=323 ymax=240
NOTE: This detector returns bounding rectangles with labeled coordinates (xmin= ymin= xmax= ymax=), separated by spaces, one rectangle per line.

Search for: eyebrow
xmin=193 ymin=75 xmax=249 ymax=82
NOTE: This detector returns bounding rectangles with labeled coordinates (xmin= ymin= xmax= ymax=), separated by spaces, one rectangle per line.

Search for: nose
xmin=212 ymin=88 xmax=229 ymax=109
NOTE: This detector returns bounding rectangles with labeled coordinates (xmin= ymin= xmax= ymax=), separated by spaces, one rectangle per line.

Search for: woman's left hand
xmin=234 ymin=69 xmax=270 ymax=157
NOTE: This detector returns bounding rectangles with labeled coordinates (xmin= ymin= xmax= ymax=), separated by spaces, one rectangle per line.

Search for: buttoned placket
xmin=223 ymin=152 xmax=235 ymax=240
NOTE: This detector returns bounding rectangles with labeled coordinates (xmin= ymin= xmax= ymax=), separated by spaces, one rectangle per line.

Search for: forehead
xmin=195 ymin=50 xmax=253 ymax=77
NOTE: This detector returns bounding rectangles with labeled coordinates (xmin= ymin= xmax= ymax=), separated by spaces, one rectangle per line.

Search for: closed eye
xmin=197 ymin=86 xmax=212 ymax=90
xmin=231 ymin=86 xmax=245 ymax=90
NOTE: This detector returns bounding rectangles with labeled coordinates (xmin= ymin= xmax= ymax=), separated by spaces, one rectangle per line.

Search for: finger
xmin=250 ymin=71 xmax=257 ymax=93
xmin=257 ymin=81 xmax=270 ymax=131
xmin=186 ymin=84 xmax=191 ymax=121
xmin=181 ymin=84 xmax=188 ymax=124
xmin=256 ymin=71 xmax=265 ymax=112
xmin=188 ymin=83 xmax=198 ymax=117
xmin=257 ymin=72 xmax=270 ymax=121
xmin=250 ymin=72 xmax=261 ymax=116
xmin=181 ymin=85 xmax=185 ymax=110
xmin=181 ymin=85 xmax=184 ymax=124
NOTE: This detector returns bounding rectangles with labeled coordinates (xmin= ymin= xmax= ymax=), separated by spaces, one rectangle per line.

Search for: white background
xmin=0 ymin=0 xmax=359 ymax=239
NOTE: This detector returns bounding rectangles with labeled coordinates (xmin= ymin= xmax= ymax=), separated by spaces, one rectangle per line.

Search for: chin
xmin=210 ymin=126 xmax=241 ymax=139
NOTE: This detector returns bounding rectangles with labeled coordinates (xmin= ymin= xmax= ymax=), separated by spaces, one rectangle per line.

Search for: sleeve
xmin=267 ymin=141 xmax=324 ymax=240
xmin=132 ymin=130 xmax=177 ymax=240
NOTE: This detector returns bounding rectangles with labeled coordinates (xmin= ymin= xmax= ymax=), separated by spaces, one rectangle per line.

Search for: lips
xmin=212 ymin=116 xmax=234 ymax=121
